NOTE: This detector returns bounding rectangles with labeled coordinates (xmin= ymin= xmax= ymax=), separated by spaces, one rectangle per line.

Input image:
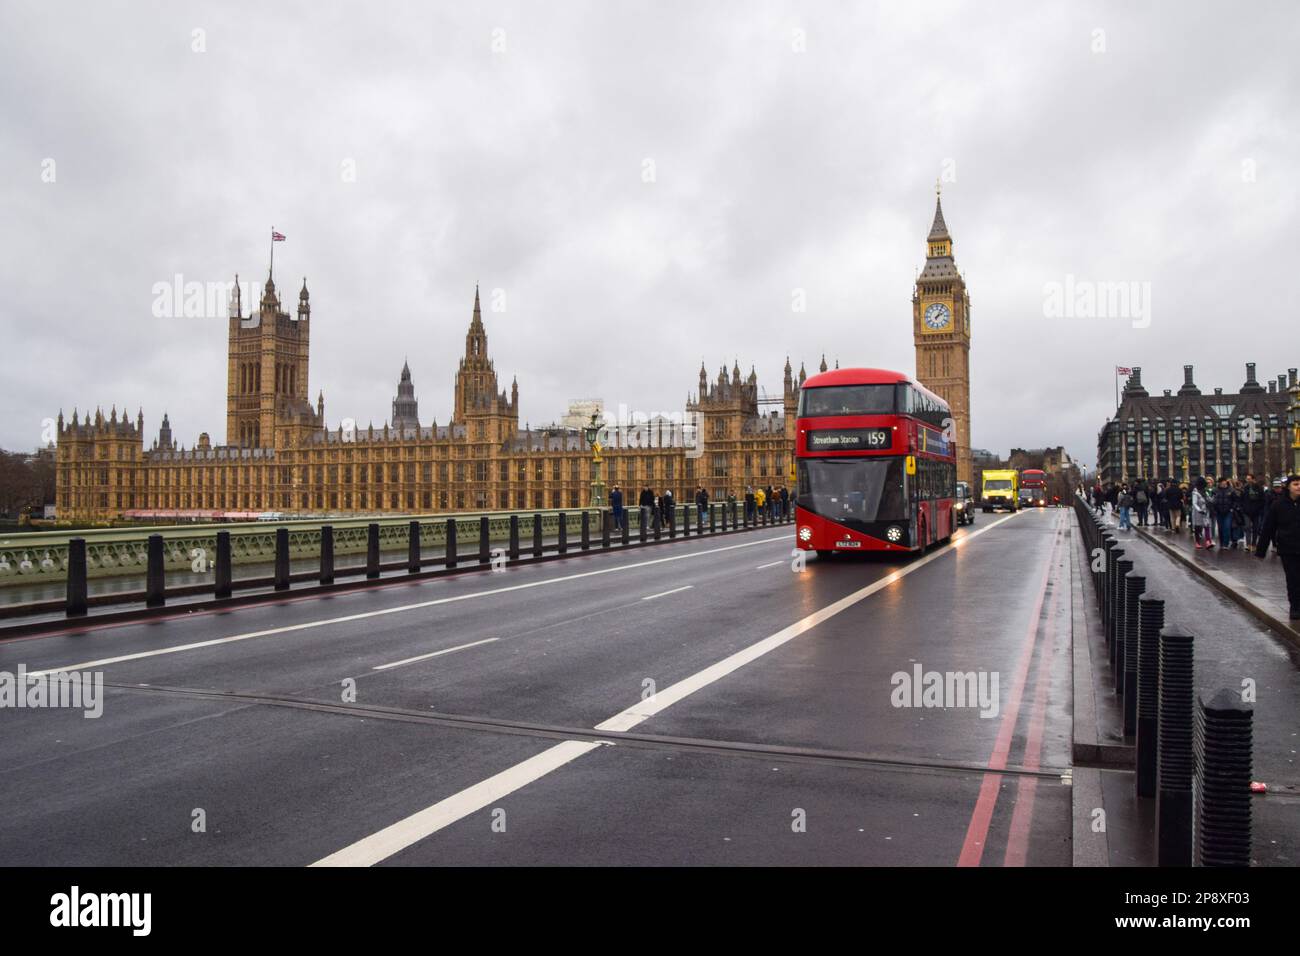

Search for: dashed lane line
xmin=371 ymin=638 xmax=500 ymax=671
xmin=641 ymin=585 xmax=693 ymax=601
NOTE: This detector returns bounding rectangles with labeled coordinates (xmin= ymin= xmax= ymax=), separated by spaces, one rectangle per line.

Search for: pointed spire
xmin=927 ymin=190 xmax=950 ymax=242
xmin=819 ymin=354 xmax=828 ymax=373
xmin=471 ymin=283 xmax=484 ymax=332
xmin=299 ymin=277 xmax=309 ymax=300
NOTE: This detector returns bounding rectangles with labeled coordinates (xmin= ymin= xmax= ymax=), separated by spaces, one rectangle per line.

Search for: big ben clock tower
xmin=913 ymin=184 xmax=973 ymax=485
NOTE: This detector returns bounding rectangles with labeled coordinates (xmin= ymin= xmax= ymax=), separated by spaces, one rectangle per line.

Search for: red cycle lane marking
xmin=1002 ymin=546 xmax=1064 ymax=866
xmin=956 ymin=514 xmax=1063 ymax=867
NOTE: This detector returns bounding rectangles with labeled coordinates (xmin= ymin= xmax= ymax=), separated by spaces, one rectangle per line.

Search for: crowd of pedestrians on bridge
xmin=605 ymin=483 xmax=793 ymax=532
xmin=1088 ymin=473 xmax=1300 ymax=621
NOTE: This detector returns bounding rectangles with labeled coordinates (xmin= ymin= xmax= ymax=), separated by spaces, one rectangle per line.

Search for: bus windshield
xmin=798 ymin=457 xmax=907 ymax=522
xmin=798 ymin=384 xmax=896 ymax=418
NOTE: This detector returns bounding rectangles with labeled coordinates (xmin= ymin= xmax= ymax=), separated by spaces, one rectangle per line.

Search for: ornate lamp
xmin=583 ymin=412 xmax=606 ymax=508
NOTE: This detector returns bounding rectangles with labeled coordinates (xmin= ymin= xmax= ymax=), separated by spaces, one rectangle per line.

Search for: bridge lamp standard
xmin=1289 ymin=380 xmax=1300 ymax=475
xmin=584 ymin=412 xmax=606 ymax=508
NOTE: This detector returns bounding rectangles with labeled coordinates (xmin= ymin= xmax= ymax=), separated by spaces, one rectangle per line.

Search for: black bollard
xmin=479 ymin=515 xmax=490 ymax=565
xmin=684 ymin=505 xmax=692 ymax=537
xmin=711 ymin=503 xmax=717 ymax=533
xmin=652 ymin=508 xmax=661 ymax=541
xmin=408 ymin=520 xmax=422 ymax=574
xmin=508 ymin=515 xmax=520 ymax=561
xmin=146 ymin=534 xmax=165 ymax=607
xmin=669 ymin=507 xmax=677 ymax=539
xmin=446 ymin=518 xmax=458 ymax=569
xmin=581 ymin=511 xmax=590 ymax=550
xmin=216 ymin=530 xmax=234 ymax=597
xmin=621 ymin=513 xmax=630 ymax=547
xmin=639 ymin=508 xmax=648 ymax=544
xmin=731 ymin=501 xmax=738 ymax=528
xmin=1112 ymin=556 xmax=1132 ymax=679
xmin=1193 ymin=689 xmax=1253 ymax=867
xmin=366 ymin=523 xmax=380 ymax=579
xmin=1136 ymin=594 xmax=1165 ymax=799
xmin=601 ymin=510 xmax=611 ymax=548
xmin=275 ymin=527 xmax=290 ymax=591
xmin=1156 ymin=629 xmax=1195 ymax=867
xmin=558 ymin=512 xmax=568 ymax=555
xmin=66 ymin=537 xmax=88 ymax=617
xmin=1105 ymin=544 xmax=1122 ymax=641
xmin=1122 ymin=572 xmax=1145 ymax=733
xmin=721 ymin=503 xmax=729 ymax=532
xmin=532 ymin=514 xmax=543 ymax=557
xmin=319 ymin=526 xmax=334 ymax=585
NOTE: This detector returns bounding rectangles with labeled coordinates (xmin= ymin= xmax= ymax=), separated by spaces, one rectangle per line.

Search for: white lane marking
xmin=27 ymin=534 xmax=789 ymax=678
xmin=371 ymin=638 xmax=499 ymax=671
xmin=755 ymin=560 xmax=784 ymax=570
xmin=312 ymin=509 xmax=1024 ymax=866
xmin=641 ymin=585 xmax=693 ymax=602
xmin=311 ymin=740 xmax=602 ymax=867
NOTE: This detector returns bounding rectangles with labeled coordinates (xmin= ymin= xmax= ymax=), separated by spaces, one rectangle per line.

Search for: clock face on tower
xmin=923 ymin=302 xmax=951 ymax=331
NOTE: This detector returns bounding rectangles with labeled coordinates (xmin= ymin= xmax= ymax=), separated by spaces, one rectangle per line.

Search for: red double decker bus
xmin=794 ymin=367 xmax=957 ymax=556
xmin=1020 ymin=469 xmax=1047 ymax=507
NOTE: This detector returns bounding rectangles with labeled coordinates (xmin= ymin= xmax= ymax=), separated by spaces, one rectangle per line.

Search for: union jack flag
xmin=271 ymin=231 xmax=286 ymax=242
xmin=1116 ymin=366 xmax=1132 ymax=375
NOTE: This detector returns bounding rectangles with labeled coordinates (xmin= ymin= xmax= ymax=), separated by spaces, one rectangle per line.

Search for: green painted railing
xmin=0 ymin=508 xmax=665 ymax=586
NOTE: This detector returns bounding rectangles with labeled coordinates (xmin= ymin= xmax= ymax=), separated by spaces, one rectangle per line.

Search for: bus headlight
xmin=798 ymin=526 xmax=812 ymax=542
xmin=886 ymin=526 xmax=903 ymax=542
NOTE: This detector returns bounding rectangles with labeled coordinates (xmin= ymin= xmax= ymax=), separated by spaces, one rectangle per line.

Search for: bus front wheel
xmin=815 ymin=550 xmax=833 ymax=560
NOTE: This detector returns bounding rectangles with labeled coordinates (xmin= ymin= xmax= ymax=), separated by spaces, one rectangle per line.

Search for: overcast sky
xmin=2 ymin=0 xmax=1297 ymax=468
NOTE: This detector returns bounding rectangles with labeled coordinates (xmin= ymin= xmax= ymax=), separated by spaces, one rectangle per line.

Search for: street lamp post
xmin=1289 ymin=381 xmax=1300 ymax=475
xmin=583 ymin=412 xmax=606 ymax=508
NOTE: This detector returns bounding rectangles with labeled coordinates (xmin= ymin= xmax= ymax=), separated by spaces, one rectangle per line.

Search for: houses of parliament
xmin=54 ymin=196 xmax=973 ymax=521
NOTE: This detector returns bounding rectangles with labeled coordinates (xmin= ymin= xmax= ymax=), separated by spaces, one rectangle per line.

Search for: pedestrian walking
xmin=1165 ymin=480 xmax=1185 ymax=534
xmin=1212 ymin=478 xmax=1237 ymax=549
xmin=695 ymin=484 xmax=708 ymax=524
xmin=1118 ymin=485 xmax=1134 ymax=531
xmin=610 ymin=484 xmax=625 ymax=531
xmin=1256 ymin=474 xmax=1300 ymax=621
xmin=1191 ymin=477 xmax=1213 ymax=549
xmin=1241 ymin=474 xmax=1267 ymax=550
xmin=1134 ymin=482 xmax=1149 ymax=527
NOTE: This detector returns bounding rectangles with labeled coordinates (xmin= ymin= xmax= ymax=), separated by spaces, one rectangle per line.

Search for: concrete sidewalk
xmin=1131 ymin=519 xmax=1297 ymax=646
xmin=1072 ymin=508 xmax=1300 ymax=867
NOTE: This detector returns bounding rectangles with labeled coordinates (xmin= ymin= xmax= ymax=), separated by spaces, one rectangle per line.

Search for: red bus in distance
xmin=794 ymin=367 xmax=957 ymax=556
xmin=1020 ymin=469 xmax=1047 ymax=507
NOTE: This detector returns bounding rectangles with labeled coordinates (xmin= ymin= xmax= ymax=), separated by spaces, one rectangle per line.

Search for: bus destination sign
xmin=806 ymin=428 xmax=892 ymax=451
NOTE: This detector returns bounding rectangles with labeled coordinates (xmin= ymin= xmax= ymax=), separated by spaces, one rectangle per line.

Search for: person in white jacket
xmin=1191 ymin=476 xmax=1213 ymax=550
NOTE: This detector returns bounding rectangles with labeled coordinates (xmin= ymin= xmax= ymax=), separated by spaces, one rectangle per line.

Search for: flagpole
xmin=269 ymin=226 xmax=275 ymax=281
xmin=1114 ymin=367 xmax=1119 ymax=411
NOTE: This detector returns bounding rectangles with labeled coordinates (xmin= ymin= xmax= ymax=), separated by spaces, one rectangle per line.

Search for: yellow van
xmin=981 ymin=469 xmax=1019 ymax=513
